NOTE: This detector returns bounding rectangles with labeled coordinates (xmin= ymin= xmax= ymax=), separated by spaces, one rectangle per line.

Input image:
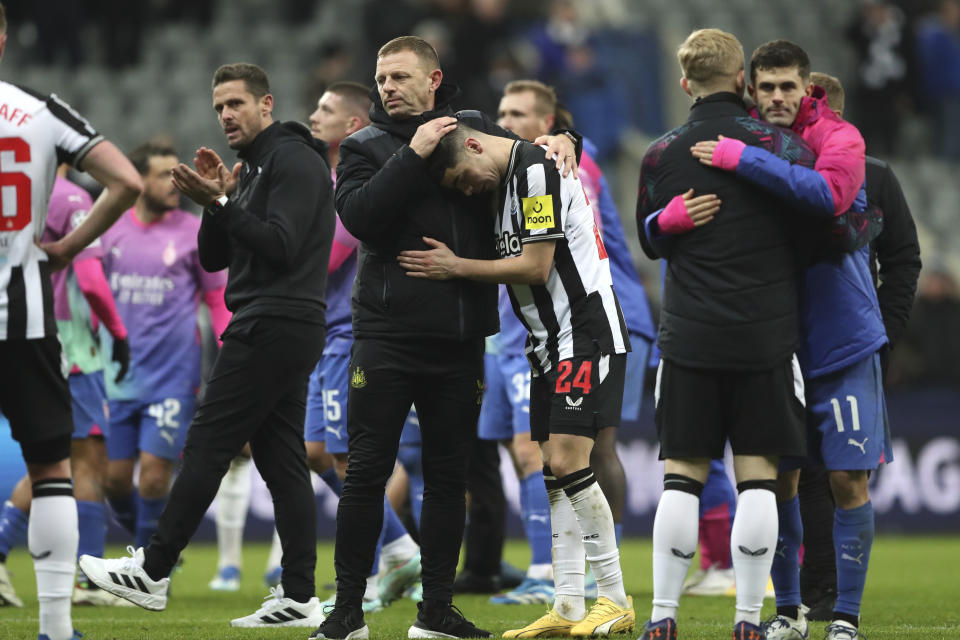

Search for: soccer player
xmin=81 ymin=62 xmax=334 ymax=629
xmin=314 ymin=36 xmax=577 ymax=640
xmin=400 ymin=122 xmax=635 ymax=637
xmin=795 ymin=70 xmax=920 ymax=622
xmin=688 ymin=40 xmax=891 ymax=640
xmin=99 ymin=142 xmax=229 ymax=558
xmin=635 ymin=29 xmax=817 ymax=640
xmin=0 ymin=2 xmax=143 ymax=636
xmin=0 ymin=164 xmax=133 ymax=609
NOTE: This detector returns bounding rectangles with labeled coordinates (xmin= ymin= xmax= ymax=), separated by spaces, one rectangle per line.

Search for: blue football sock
xmin=77 ymin=501 xmax=106 ymax=560
xmin=834 ymin=501 xmax=874 ymax=618
xmin=319 ymin=468 xmax=343 ymax=497
xmin=520 ymin=471 xmax=552 ymax=566
xmin=0 ymin=501 xmax=28 ymax=560
xmin=382 ymin=496 xmax=407 ymax=546
xmin=135 ymin=496 xmax=166 ymax=549
xmin=614 ymin=523 xmax=623 ymax=548
xmin=108 ymin=491 xmax=137 ymax=536
xmin=771 ymin=495 xmax=803 ymax=609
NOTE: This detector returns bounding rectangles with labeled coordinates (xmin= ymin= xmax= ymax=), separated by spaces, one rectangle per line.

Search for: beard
xmin=143 ymin=192 xmax=177 ymax=214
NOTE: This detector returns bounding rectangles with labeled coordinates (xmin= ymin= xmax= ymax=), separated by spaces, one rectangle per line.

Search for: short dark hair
xmin=554 ymin=103 xmax=575 ymax=130
xmin=750 ymin=40 xmax=810 ymax=83
xmin=212 ymin=63 xmax=271 ymax=98
xmin=377 ymin=36 xmax=440 ymax=70
xmin=128 ymin=142 xmax=177 ymax=175
xmin=425 ymin=123 xmax=477 ymax=182
xmin=326 ymin=81 xmax=372 ymax=117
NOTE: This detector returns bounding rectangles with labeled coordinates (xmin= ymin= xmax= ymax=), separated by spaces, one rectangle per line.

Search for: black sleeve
xmin=198 ymin=210 xmax=231 ymax=272
xmin=335 ymin=136 xmax=432 ymax=241
xmin=215 ymin=144 xmax=329 ymax=272
xmin=871 ymin=165 xmax=922 ymax=347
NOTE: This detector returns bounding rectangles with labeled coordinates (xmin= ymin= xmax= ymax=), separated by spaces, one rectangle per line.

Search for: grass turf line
xmin=0 ymin=538 xmax=958 ymax=639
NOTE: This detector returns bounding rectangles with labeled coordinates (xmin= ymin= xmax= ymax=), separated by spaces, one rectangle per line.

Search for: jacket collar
xmin=792 ymin=85 xmax=828 ymax=134
xmin=368 ymin=83 xmax=462 ymax=140
xmin=238 ymin=120 xmax=282 ymax=163
xmin=237 ymin=120 xmax=330 ymax=169
xmin=687 ymin=92 xmax=749 ymax=122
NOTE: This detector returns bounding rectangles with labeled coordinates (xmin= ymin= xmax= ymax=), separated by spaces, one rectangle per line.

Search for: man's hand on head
xmin=410 ymin=117 xmax=458 ymax=158
xmin=534 ymin=133 xmax=578 ymax=179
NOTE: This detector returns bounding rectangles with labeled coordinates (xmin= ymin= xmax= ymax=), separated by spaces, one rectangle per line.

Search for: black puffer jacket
xmin=335 ymin=84 xmax=502 ymax=341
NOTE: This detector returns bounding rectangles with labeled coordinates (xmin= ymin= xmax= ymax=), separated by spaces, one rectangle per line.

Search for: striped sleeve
xmin=46 ymin=93 xmax=103 ymax=168
xmin=518 ymin=160 xmax=564 ymax=244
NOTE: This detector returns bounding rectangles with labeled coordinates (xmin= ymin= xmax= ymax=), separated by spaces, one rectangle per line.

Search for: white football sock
xmin=31 ymin=480 xmax=77 ymax=640
xmin=527 ymin=563 xmax=553 ymax=581
xmin=731 ymin=488 xmax=778 ymax=626
xmin=215 ymin=456 xmax=252 ymax=569
xmin=379 ymin=533 xmax=419 ymax=570
xmin=266 ymin=528 xmax=282 ymax=572
xmin=546 ymin=483 xmax=586 ymax=621
xmin=651 ymin=489 xmax=699 ymax=621
xmin=565 ymin=478 xmax=628 ymax=609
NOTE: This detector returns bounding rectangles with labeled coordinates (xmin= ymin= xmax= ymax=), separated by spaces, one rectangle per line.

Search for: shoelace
xmin=825 ymin=622 xmax=866 ymax=640
xmin=762 ymin=614 xmax=792 ymax=631
xmin=118 ymin=545 xmax=140 ymax=572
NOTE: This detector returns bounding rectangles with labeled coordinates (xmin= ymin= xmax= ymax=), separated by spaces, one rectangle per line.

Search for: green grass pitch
xmin=1 ymin=537 xmax=958 ymax=639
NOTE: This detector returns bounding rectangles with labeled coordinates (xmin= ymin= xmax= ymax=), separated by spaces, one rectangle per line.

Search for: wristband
xmin=658 ymin=194 xmax=695 ymax=234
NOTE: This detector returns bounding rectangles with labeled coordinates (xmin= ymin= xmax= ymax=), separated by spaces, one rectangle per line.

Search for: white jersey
xmin=496 ymin=141 xmax=629 ymax=375
xmin=0 ymin=81 xmax=102 ymax=340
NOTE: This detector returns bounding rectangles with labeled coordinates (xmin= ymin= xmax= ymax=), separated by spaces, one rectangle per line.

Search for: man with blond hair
xmin=635 ymin=29 xmax=818 ymax=640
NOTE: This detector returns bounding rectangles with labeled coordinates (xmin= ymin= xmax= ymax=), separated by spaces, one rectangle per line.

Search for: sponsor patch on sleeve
xmin=522 ymin=195 xmax=555 ymax=230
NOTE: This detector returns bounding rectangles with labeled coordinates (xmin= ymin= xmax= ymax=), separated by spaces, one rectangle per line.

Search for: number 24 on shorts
xmin=556 ymin=360 xmax=592 ymax=395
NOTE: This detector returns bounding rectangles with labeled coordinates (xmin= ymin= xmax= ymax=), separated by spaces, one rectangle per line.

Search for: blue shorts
xmin=305 ymin=353 xmax=349 ymax=453
xmin=621 ymin=336 xmax=652 ymax=422
xmin=478 ymin=352 xmax=531 ymax=441
xmin=106 ymin=394 xmax=196 ymax=462
xmin=69 ymin=372 xmax=108 ymax=439
xmin=306 ymin=353 xmax=420 ymax=453
xmin=400 ymin=407 xmax=421 ymax=447
xmin=783 ymin=352 xmax=892 ymax=472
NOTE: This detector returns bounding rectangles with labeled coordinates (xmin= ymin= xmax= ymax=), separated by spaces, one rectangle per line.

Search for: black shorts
xmin=530 ymin=353 xmax=626 ymax=443
xmin=0 ymin=337 xmax=73 ymax=461
xmin=654 ymin=356 xmax=806 ymax=460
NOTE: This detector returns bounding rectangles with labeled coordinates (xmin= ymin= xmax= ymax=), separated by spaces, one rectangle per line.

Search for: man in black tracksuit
xmin=313 ymin=36 xmax=577 ymax=640
xmin=79 ymin=63 xmax=334 ymax=627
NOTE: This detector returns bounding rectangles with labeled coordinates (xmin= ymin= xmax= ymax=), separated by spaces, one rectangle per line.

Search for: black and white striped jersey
xmin=0 ymin=81 xmax=102 ymax=340
xmin=496 ymin=141 xmax=629 ymax=375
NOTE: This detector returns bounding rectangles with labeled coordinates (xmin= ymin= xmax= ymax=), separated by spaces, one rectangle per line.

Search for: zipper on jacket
xmin=449 ymin=201 xmax=465 ymax=339
xmin=381 ymin=262 xmax=390 ymax=308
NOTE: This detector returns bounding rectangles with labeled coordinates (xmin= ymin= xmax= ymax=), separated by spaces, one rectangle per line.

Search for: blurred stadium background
xmin=0 ymin=0 xmax=957 ymax=535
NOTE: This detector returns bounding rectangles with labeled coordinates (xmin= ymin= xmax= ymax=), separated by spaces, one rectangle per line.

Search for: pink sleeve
xmin=578 ymin=153 xmax=603 ymax=230
xmin=712 ymin=137 xmax=747 ymax=171
xmin=811 ymin=117 xmax=866 ymax=215
xmin=203 ymin=286 xmax=231 ymax=344
xmin=329 ymin=215 xmax=359 ymax=273
xmin=73 ymin=257 xmax=127 ymax=339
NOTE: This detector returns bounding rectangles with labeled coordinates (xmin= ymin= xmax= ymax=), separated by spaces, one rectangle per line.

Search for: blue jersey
xmin=800 ymin=246 xmax=887 ymax=378
xmin=487 ymin=285 xmax=528 ymax=357
xmin=582 ymin=139 xmax=655 ymax=341
xmin=324 ymin=249 xmax=356 ymax=355
xmin=730 ymin=145 xmax=888 ymax=378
